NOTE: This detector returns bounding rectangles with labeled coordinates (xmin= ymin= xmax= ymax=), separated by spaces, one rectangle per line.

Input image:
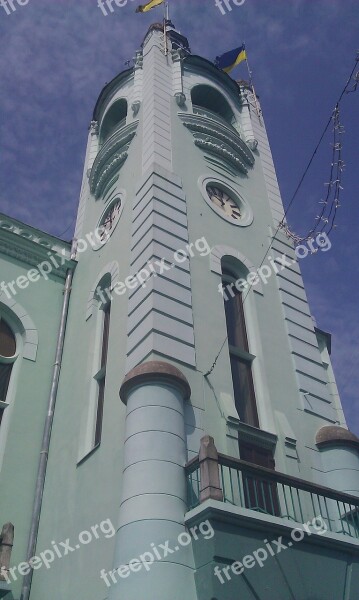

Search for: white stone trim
xmin=210 ymin=245 xmax=264 ymax=295
xmin=0 ymin=294 xmax=38 ymax=361
xmin=86 ymin=261 xmax=120 ymax=319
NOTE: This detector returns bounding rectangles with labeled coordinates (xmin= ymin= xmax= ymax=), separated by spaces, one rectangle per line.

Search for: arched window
xmin=93 ymin=278 xmax=112 ymax=446
xmin=191 ymin=85 xmax=235 ymax=126
xmin=222 ymin=268 xmax=258 ymax=427
xmin=0 ymin=318 xmax=16 ymax=427
xmin=221 ymin=267 xmax=279 ymax=515
xmin=100 ymin=99 xmax=128 ymax=144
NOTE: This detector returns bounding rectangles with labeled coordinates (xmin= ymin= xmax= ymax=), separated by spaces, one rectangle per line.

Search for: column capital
xmin=120 ymin=361 xmax=191 ymax=404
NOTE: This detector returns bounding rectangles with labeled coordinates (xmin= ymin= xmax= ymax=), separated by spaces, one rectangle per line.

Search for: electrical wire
xmin=204 ymin=53 xmax=359 ymax=378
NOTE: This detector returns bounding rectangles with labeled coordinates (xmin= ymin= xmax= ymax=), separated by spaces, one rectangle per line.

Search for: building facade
xmin=1 ymin=22 xmax=359 ymax=600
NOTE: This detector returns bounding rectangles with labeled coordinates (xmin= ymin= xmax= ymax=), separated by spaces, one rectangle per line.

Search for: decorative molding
xmin=0 ymin=296 xmax=39 ymax=361
xmin=210 ymin=244 xmax=264 ymax=295
xmin=86 ymin=261 xmax=120 ymax=319
xmin=179 ymin=112 xmax=254 ymax=174
xmin=194 ymin=136 xmax=249 ymax=174
xmin=131 ymin=100 xmax=141 ymax=116
xmin=89 ymin=120 xmax=99 ymax=136
xmin=92 ymin=151 xmax=128 ymax=200
xmin=227 ymin=417 xmax=278 ymax=450
xmin=0 ymin=224 xmax=74 ymax=278
xmin=246 ymin=138 xmax=258 ymax=151
xmin=171 ymin=48 xmax=186 ymax=63
xmin=133 ymin=51 xmax=143 ymax=70
xmin=174 ymin=92 xmax=186 ymax=107
xmin=89 ymin=121 xmax=138 ymax=199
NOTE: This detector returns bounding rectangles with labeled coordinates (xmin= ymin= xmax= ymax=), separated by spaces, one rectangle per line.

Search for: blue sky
xmin=0 ymin=0 xmax=358 ymax=433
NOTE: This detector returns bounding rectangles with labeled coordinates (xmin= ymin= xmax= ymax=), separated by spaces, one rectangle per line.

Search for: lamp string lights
xmin=279 ymin=52 xmax=359 ymax=244
xmin=279 ymin=104 xmax=345 ymax=244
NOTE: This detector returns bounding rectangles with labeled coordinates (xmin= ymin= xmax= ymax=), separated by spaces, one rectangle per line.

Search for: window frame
xmin=0 ymin=316 xmax=18 ymax=426
xmin=222 ymin=269 xmax=259 ymax=428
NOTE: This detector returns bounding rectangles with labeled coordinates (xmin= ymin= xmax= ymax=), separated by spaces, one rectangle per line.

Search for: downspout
xmin=20 ymin=264 xmax=74 ymax=600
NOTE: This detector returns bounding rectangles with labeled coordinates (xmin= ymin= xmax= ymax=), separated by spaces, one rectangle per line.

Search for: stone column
xmin=108 ymin=361 xmax=197 ymax=600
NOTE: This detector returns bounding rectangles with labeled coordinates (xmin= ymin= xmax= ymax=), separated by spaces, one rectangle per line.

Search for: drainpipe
xmin=20 ymin=265 xmax=74 ymax=600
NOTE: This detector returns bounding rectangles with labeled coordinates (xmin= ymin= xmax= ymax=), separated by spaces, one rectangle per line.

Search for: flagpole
xmin=244 ymin=45 xmax=262 ymax=123
xmin=163 ymin=1 xmax=169 ymax=56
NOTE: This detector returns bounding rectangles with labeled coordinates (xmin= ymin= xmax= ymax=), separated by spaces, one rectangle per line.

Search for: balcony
xmin=185 ymin=437 xmax=359 ymax=599
xmin=179 ymin=107 xmax=255 ymax=174
xmin=186 ymin=436 xmax=359 ymax=539
xmin=89 ymin=119 xmax=138 ymax=199
xmin=192 ymin=105 xmax=239 ymax=133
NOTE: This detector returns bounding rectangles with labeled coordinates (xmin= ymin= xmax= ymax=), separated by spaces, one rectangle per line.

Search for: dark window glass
xmin=239 ymin=442 xmax=280 ymax=516
xmin=100 ymin=303 xmax=111 ymax=370
xmin=230 ymin=355 xmax=259 ymax=427
xmin=0 ymin=319 xmax=16 ymax=358
xmin=95 ymin=303 xmax=111 ymax=446
xmin=224 ymin=290 xmax=248 ymax=350
xmin=0 ymin=364 xmax=12 ymax=404
xmin=95 ymin=378 xmax=106 ymax=447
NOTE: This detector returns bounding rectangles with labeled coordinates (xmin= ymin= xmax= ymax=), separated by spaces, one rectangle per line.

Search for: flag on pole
xmin=215 ymin=44 xmax=247 ymax=73
xmin=136 ymin=0 xmax=164 ymax=12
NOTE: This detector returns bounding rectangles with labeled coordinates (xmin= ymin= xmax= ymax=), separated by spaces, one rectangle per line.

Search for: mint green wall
xmin=0 ymin=221 xmax=72 ymax=600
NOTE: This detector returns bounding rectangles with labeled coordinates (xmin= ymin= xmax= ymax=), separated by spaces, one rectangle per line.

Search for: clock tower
xmin=6 ymin=21 xmax=357 ymax=600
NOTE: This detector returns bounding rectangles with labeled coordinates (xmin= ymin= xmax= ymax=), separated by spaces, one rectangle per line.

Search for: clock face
xmin=207 ymin=186 xmax=242 ymax=221
xmin=100 ymin=199 xmax=122 ymax=242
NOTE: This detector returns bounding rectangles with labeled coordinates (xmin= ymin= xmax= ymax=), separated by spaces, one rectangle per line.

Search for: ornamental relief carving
xmin=89 ymin=121 xmax=139 ymax=199
xmin=179 ymin=112 xmax=255 ymax=174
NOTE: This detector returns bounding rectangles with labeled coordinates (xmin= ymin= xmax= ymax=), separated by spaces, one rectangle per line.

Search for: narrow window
xmin=0 ymin=318 xmax=16 ymax=427
xmin=222 ymin=269 xmax=279 ymax=515
xmin=94 ymin=302 xmax=111 ymax=446
xmin=222 ymin=269 xmax=259 ymax=427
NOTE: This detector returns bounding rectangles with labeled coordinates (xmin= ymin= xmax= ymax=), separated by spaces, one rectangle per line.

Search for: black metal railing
xmin=186 ymin=441 xmax=359 ymax=539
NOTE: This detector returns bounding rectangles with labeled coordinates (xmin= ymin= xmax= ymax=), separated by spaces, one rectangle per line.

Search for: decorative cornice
xmin=0 ymin=225 xmax=74 ymax=277
xmin=180 ymin=112 xmax=254 ymax=174
xmin=89 ymin=121 xmax=138 ymax=199
xmin=227 ymin=417 xmax=278 ymax=450
xmin=0 ymin=215 xmax=73 ymax=273
xmin=194 ymin=137 xmax=249 ymax=174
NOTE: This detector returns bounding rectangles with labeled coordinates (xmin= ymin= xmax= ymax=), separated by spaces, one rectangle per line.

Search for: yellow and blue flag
xmin=216 ymin=44 xmax=247 ymax=73
xmin=136 ymin=0 xmax=164 ymax=12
